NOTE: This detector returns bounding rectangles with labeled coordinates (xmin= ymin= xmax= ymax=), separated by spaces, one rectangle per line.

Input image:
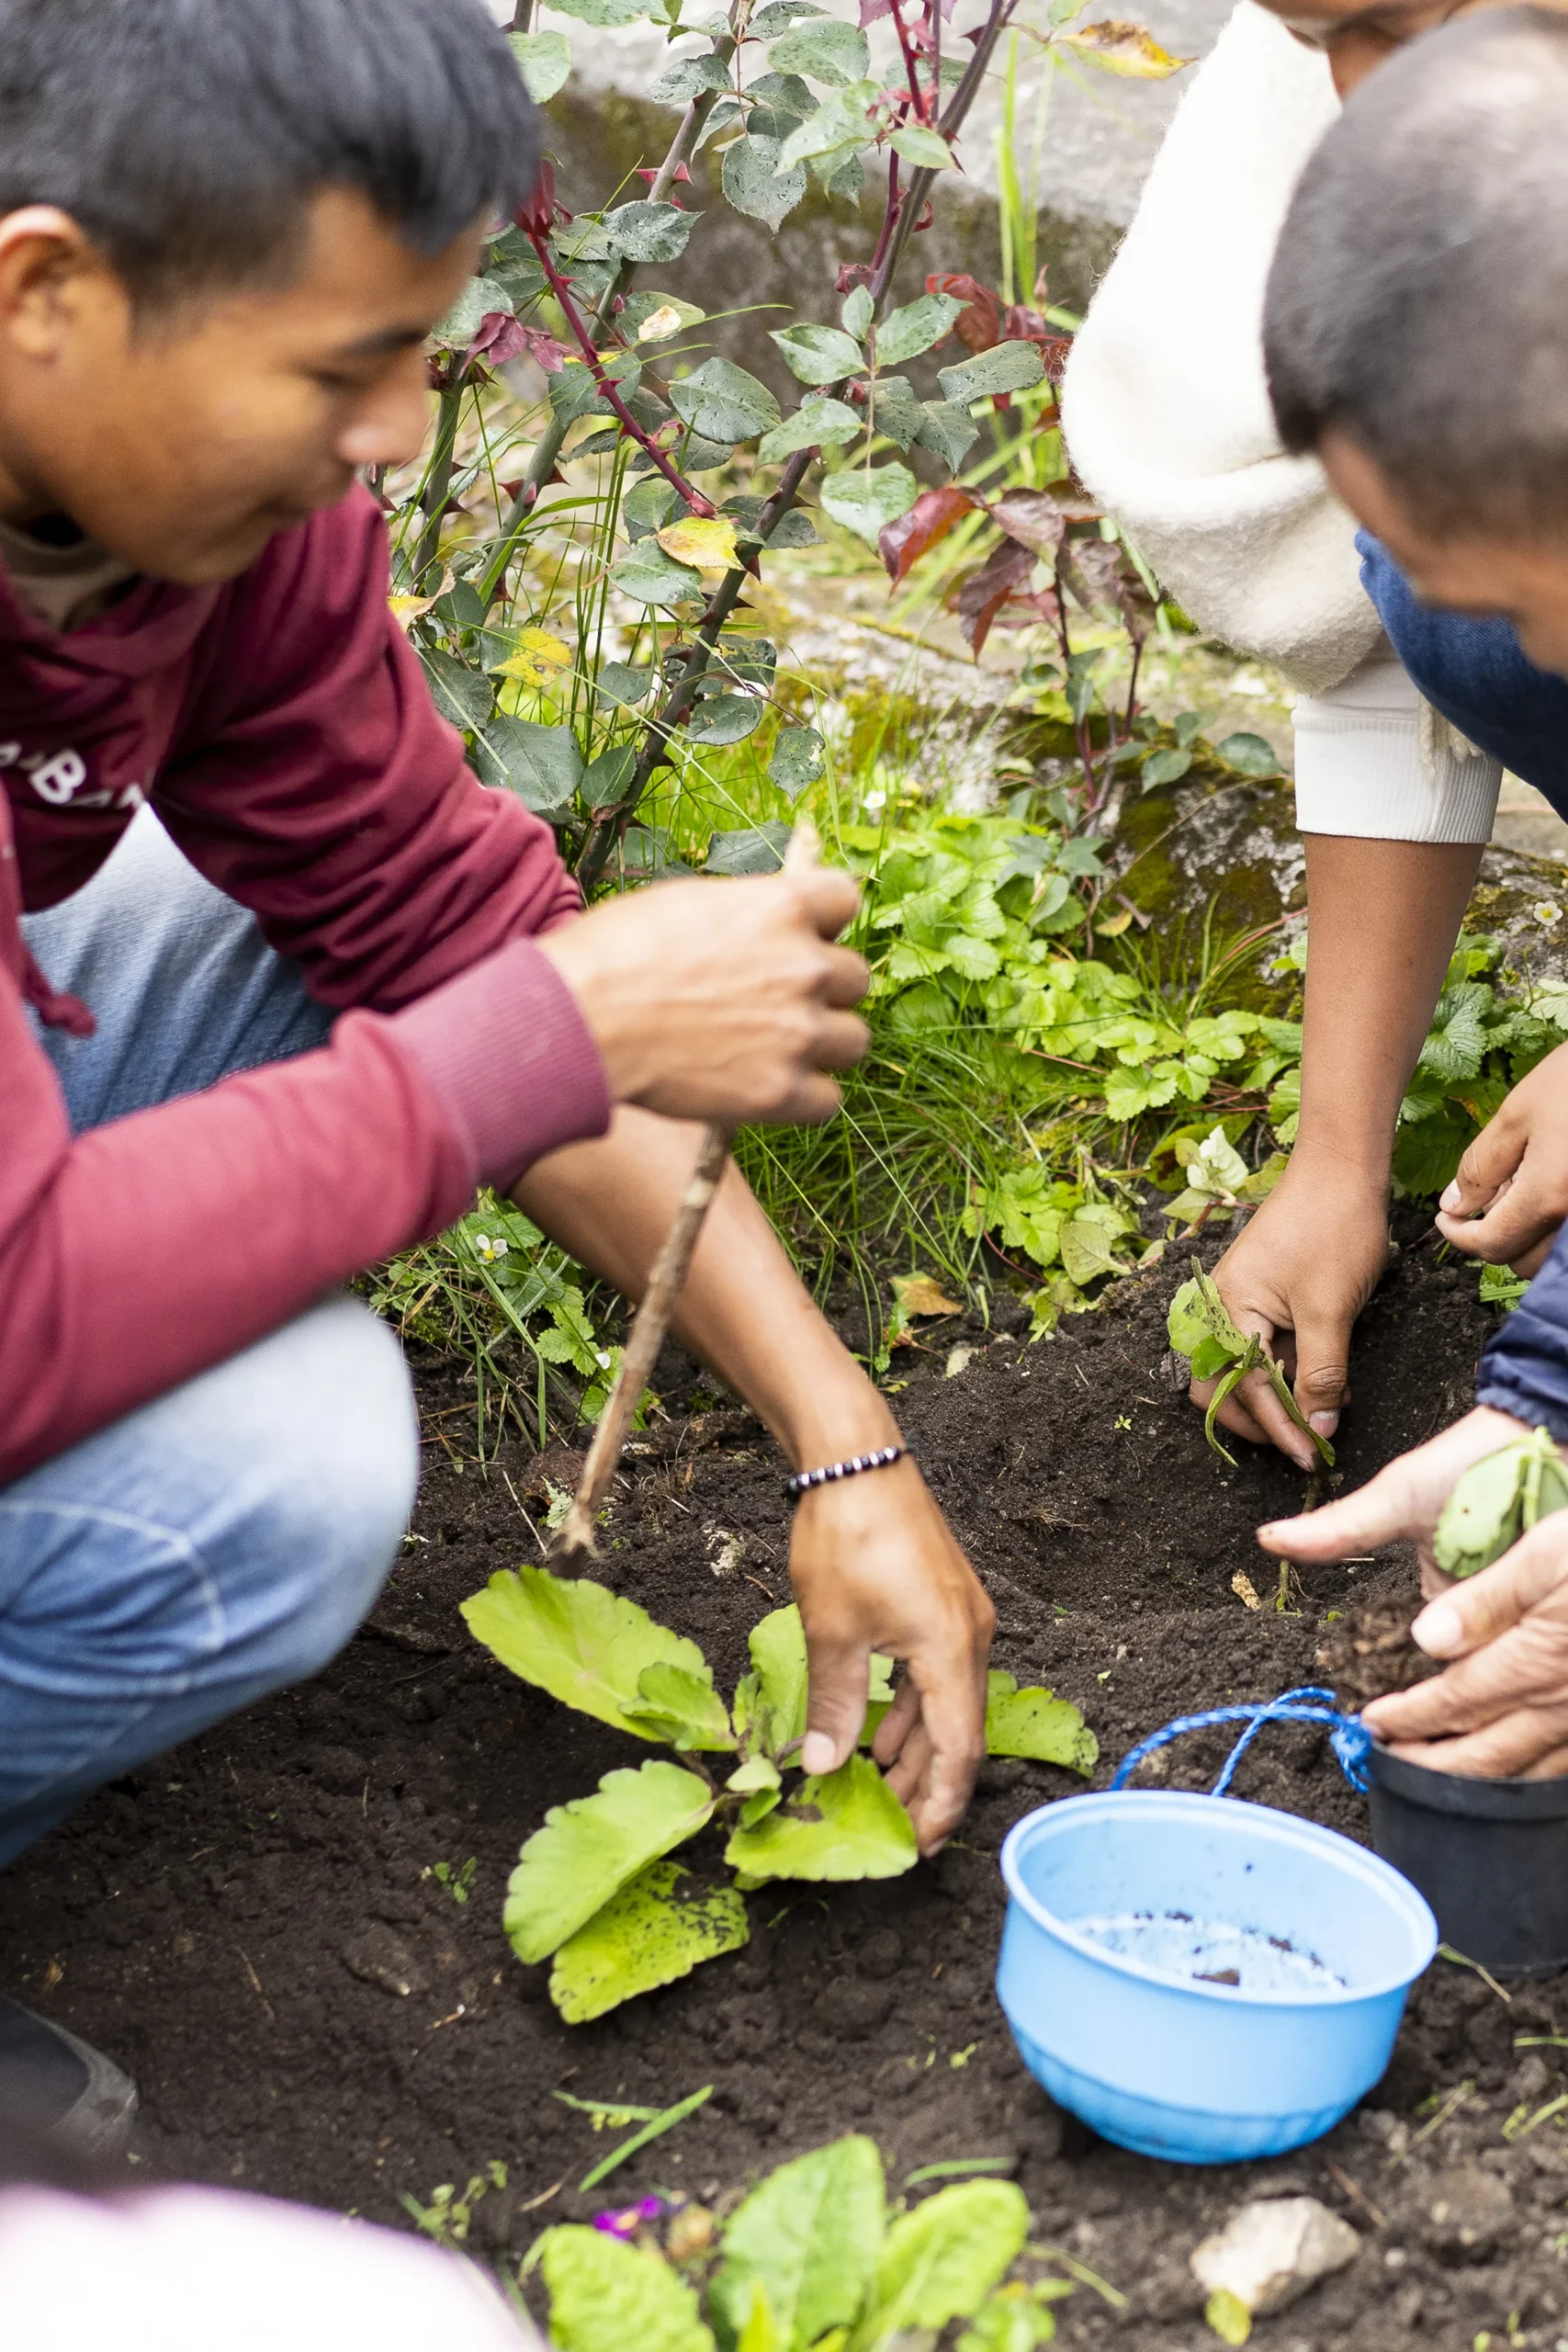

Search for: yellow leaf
xmin=893 ymin=1273 xmax=964 ymax=1317
xmin=637 ymin=303 xmax=687 ymax=345
xmin=1095 ymin=906 xmax=1134 ymax=938
xmin=388 ymin=594 xmax=434 ymax=631
xmin=1204 ymin=2288 xmax=1252 ymax=2346
xmin=1060 ymin=17 xmax=1190 ymax=75
xmin=492 ymin=627 xmax=575 ymax=684
xmin=656 ymin=515 xmax=739 ymax=573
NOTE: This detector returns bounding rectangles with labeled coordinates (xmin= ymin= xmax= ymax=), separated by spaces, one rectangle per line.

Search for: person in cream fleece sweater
xmin=1063 ymin=0 xmax=1566 ymax=1468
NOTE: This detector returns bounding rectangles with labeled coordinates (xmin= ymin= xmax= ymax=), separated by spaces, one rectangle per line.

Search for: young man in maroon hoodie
xmin=0 ymin=0 xmax=995 ymax=2152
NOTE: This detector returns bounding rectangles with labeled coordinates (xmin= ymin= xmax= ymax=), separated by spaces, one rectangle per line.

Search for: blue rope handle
xmin=1110 ymin=1683 xmax=1374 ymax=1797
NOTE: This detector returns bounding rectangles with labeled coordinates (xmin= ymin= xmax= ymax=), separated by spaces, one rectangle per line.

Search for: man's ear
xmin=0 ymin=208 xmax=118 ymax=362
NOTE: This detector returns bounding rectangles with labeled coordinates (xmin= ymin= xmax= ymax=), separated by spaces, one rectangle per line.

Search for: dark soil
xmin=1319 ymin=1594 xmax=1440 ymax=1713
xmin=6 ymin=1236 xmax=1567 ymax=2349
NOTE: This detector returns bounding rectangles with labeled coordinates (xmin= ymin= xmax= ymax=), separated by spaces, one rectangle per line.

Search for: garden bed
xmin=6 ymin=1239 xmax=1568 ymax=2348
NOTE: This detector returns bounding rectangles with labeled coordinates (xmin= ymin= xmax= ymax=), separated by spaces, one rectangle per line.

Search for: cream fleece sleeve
xmin=1061 ymin=3 xmax=1380 ymax=695
xmin=1292 ymin=648 xmax=1502 ymax=842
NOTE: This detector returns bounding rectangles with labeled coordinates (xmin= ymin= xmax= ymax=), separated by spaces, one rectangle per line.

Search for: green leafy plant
xmin=401 ymin=2159 xmax=508 ymax=2245
xmin=462 ymin=1566 xmax=1096 ymax=2018
xmin=423 ymin=1855 xmax=479 ymax=1905
xmin=1433 ymin=1425 xmax=1568 ymax=1579
xmin=528 ymin=2132 xmax=1072 ymax=2351
xmin=1168 ymin=1259 xmax=1334 ymax=1471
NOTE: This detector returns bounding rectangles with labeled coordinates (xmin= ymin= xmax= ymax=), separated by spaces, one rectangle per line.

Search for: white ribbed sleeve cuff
xmin=1292 ymin=652 xmax=1501 ymax=842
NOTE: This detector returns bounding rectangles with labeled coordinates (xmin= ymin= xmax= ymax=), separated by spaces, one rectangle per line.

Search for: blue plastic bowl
xmin=998 ymin=1791 xmax=1437 ymax=2164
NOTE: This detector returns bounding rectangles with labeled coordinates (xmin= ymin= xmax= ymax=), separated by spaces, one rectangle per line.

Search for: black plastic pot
xmin=1368 ymin=1746 xmax=1568 ymax=1979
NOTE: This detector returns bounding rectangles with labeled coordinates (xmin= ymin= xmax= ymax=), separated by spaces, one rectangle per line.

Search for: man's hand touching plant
xmin=1433 ymin=1038 xmax=1568 ymax=1279
xmin=1256 ymin=1403 xmax=1568 ymax=1775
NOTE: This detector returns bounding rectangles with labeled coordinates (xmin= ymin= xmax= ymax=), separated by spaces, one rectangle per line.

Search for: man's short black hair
xmin=1265 ymin=6 xmax=1568 ymax=539
xmin=0 ymin=0 xmax=538 ymax=307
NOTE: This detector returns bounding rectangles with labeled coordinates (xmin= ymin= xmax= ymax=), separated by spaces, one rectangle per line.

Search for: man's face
xmin=1260 ymin=0 xmax=1568 ymax=93
xmin=1322 ymin=426 xmax=1568 ymax=676
xmin=0 ymin=188 xmax=482 ymax=584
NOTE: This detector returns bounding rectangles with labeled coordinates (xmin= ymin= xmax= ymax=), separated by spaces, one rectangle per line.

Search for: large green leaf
xmin=915 ymin=399 xmax=981 ymax=471
xmin=819 ymin=465 xmax=918 ymax=547
xmin=685 ymin=695 xmax=763 ymax=746
xmin=509 ymin=28 xmax=572 ymax=100
xmin=461 ymin=1566 xmax=716 ymax=1739
xmin=706 ymin=820 xmax=793 ymax=875
xmin=724 ymin=1755 xmax=917 ymax=1883
xmin=769 ymin=726 xmax=827 ymax=800
xmin=936 ymin=342 xmax=1046 ymax=405
xmin=874 ymin=292 xmax=964 ymax=368
xmin=550 ymin=1860 xmax=749 ymax=2020
xmin=670 ymin=357 xmax=782 ymax=446
xmin=505 ymin=1760 xmax=716 ymax=1962
xmin=604 ymin=200 xmax=695 ymax=264
xmin=985 ymin=1672 xmax=1097 ymax=1775
xmin=624 ymin=1661 xmax=736 ymax=1751
xmin=747 ymin=1604 xmax=809 ymax=1752
xmin=713 ymin=2134 xmax=886 ymax=2352
xmin=539 ymin=2225 xmax=716 ymax=2352
xmin=853 ymin=2181 xmax=1030 ymax=2348
xmin=611 ymin=540 xmax=706 ymax=607
xmin=757 ymin=398 xmax=863 ymax=465
xmin=421 ymin=646 xmax=494 ymax=733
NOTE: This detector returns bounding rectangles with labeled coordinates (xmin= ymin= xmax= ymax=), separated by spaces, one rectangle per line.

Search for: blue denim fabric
xmin=1 ymin=814 xmax=418 ymax=1867
xmin=1358 ymin=532 xmax=1568 ymax=815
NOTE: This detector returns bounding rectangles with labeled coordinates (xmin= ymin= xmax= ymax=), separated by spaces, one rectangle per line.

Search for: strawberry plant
xmin=1434 ymin=1425 xmax=1568 ymax=1579
xmin=1167 ymin=1260 xmax=1334 ymax=1471
xmin=462 ymin=1566 xmax=1095 ymax=2018
xmin=527 ymin=2131 xmax=1072 ymax=2350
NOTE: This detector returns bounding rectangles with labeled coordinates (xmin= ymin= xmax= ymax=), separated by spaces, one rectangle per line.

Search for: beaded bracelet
xmin=784 ymin=1444 xmax=907 ymax=1503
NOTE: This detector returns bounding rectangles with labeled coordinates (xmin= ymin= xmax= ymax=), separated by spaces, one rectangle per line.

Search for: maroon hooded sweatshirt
xmin=0 ymin=484 xmax=611 ymax=1486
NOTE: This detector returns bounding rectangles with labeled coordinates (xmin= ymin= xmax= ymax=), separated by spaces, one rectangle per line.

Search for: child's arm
xmin=1196 ymin=833 xmax=1482 ymax=1464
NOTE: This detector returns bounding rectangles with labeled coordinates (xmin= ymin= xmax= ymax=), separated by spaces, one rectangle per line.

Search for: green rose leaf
xmin=670 ymin=356 xmax=783 ymax=445
xmin=985 ymin=1671 xmax=1098 ymax=1775
xmin=769 ymin=17 xmax=870 ymax=83
xmin=461 ymin=1566 xmax=714 ymax=1740
xmin=768 ymin=726 xmax=827 ymax=800
xmin=596 ymin=661 xmax=655 ymax=707
xmin=772 ymin=322 xmax=866 ymax=385
xmin=723 ymin=134 xmax=810 ymax=230
xmin=471 ymin=716 xmax=581 ymax=816
xmin=888 ymin=121 xmax=954 ymax=170
xmin=712 ymin=2135 xmax=886 ymax=2352
xmin=706 ymin=820 xmax=794 ymax=875
xmin=867 ymin=375 xmax=922 ymax=451
xmin=777 ymin=80 xmax=878 ymax=170
xmin=842 ymin=285 xmax=874 ymax=339
xmin=549 ymin=1860 xmax=749 ymax=2022
xmin=685 ymin=695 xmax=764 ymax=746
xmin=874 ymin=290 xmax=965 ymax=368
xmin=914 ymin=399 xmax=980 ymax=471
xmin=611 ymin=539 xmax=706 ymax=607
xmin=757 ymin=397 xmax=863 ymax=464
xmin=723 ymin=1754 xmax=918 ymax=1883
xmin=431 ymin=273 xmax=513 ymax=351
xmin=936 ymin=340 xmax=1047 ymax=405
xmin=509 ymin=28 xmax=573 ymax=100
xmin=604 ymin=199 xmax=695 ymax=264
xmin=421 ymin=646 xmax=494 ymax=734
xmin=1213 ymin=729 xmax=1281 ymax=777
xmin=750 ymin=0 xmax=829 ymax=32
xmin=647 ymin=50 xmax=732 ymax=105
xmin=539 ymin=2224 xmax=716 ymax=2352
xmin=1142 ymin=745 xmax=1192 ymax=788
xmin=819 ymin=463 xmax=918 ymax=547
xmin=505 ymin=1759 xmax=716 ymax=1963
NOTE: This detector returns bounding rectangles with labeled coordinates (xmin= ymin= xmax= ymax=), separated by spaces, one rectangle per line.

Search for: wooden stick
xmin=551 ymin=820 xmax=821 ymax=1561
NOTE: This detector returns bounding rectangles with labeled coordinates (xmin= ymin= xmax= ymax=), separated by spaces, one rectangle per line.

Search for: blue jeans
xmin=0 ymin=813 xmax=420 ymax=1868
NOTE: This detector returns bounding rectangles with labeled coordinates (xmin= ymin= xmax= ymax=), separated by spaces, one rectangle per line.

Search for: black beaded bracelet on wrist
xmin=784 ymin=1444 xmax=907 ymax=1503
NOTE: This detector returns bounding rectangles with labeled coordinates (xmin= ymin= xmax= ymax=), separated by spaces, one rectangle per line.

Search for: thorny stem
xmin=889 ymin=0 xmax=932 ymax=123
xmin=578 ymin=0 xmax=1021 ymax=880
xmin=413 ymin=381 xmax=466 ymax=585
xmin=478 ymin=5 xmax=749 ymax=611
xmin=522 ymin=224 xmax=716 ymax=518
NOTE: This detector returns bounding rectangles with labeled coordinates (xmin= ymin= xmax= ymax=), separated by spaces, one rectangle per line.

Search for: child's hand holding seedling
xmin=1168 ymin=1261 xmax=1335 ymax=1470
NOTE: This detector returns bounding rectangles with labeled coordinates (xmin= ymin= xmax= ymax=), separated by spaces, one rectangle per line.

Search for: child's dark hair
xmin=1264 ymin=5 xmax=1568 ymax=538
xmin=0 ymin=0 xmax=537 ymax=308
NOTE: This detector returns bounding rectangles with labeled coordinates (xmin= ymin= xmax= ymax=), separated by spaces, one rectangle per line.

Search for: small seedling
xmin=401 ymin=2159 xmax=507 ymax=2245
xmin=463 ymin=1566 xmax=1097 ymax=2020
xmin=1434 ymin=1424 xmax=1568 ymax=1577
xmin=526 ymin=2133 xmax=1067 ymax=2352
xmin=1168 ymin=1261 xmax=1334 ymax=1470
xmin=423 ymin=1857 xmax=478 ymax=1905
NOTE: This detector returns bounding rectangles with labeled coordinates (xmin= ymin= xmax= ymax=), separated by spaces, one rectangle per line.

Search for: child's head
xmin=1254 ymin=0 xmax=1568 ymax=98
xmin=1265 ymin=6 xmax=1568 ymax=675
xmin=0 ymin=0 xmax=536 ymax=583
